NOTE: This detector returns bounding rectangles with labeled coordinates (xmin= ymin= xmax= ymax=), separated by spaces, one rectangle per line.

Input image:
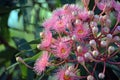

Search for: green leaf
xmin=0 ymin=6 xmax=31 ymax=14
xmin=19 ymin=64 xmax=28 ymax=79
xmin=13 ymin=37 xmax=35 ymax=57
xmin=106 ymin=63 xmax=120 ymax=80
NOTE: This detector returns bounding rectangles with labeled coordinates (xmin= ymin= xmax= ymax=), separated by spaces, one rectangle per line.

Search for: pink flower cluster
xmin=34 ymin=0 xmax=120 ymax=80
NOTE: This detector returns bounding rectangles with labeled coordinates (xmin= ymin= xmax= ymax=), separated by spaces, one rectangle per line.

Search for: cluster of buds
xmin=32 ymin=0 xmax=120 ymax=80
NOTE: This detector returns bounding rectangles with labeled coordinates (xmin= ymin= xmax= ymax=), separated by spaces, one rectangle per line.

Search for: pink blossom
xmin=54 ymin=42 xmax=71 ymax=59
xmin=53 ymin=18 xmax=67 ymax=32
xmin=73 ymin=23 xmax=89 ymax=40
xmin=56 ymin=68 xmax=75 ymax=80
xmin=63 ymin=4 xmax=81 ymax=21
xmin=113 ymin=1 xmax=120 ymax=12
xmin=78 ymin=9 xmax=89 ymax=21
xmin=42 ymin=18 xmax=56 ymax=30
xmin=43 ymin=4 xmax=81 ymax=32
xmin=52 ymin=8 xmax=64 ymax=17
xmin=97 ymin=0 xmax=106 ymax=10
xmin=50 ymin=9 xmax=69 ymax=32
xmin=63 ymin=4 xmax=80 ymax=15
xmin=97 ymin=0 xmax=113 ymax=10
xmin=117 ymin=12 xmax=120 ymax=22
xmin=56 ymin=68 xmax=66 ymax=80
xmin=34 ymin=51 xmax=49 ymax=75
xmin=38 ymin=30 xmax=52 ymax=49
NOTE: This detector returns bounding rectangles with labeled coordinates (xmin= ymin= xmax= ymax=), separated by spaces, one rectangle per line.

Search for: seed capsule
xmin=84 ymin=52 xmax=92 ymax=59
xmin=94 ymin=15 xmax=99 ymax=22
xmin=92 ymin=50 xmax=99 ymax=57
xmin=108 ymin=46 xmax=115 ymax=54
xmin=89 ymin=40 xmax=97 ymax=49
xmin=92 ymin=26 xmax=98 ymax=37
xmin=77 ymin=46 xmax=82 ymax=52
xmin=87 ymin=75 xmax=94 ymax=80
xmin=98 ymin=73 xmax=105 ymax=79
xmin=102 ymin=27 xmax=110 ymax=34
xmin=100 ymin=40 xmax=107 ymax=47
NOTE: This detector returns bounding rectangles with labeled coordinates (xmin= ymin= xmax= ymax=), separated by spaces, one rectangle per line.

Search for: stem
xmin=22 ymin=62 xmax=33 ymax=69
xmin=58 ymin=32 xmax=62 ymax=39
xmin=111 ymin=20 xmax=119 ymax=34
xmin=51 ymin=60 xmax=65 ymax=66
xmin=90 ymin=56 xmax=102 ymax=63
xmin=92 ymin=63 xmax=97 ymax=75
xmin=7 ymin=57 xmax=33 ymax=70
xmin=66 ymin=59 xmax=77 ymax=63
xmin=103 ymin=62 xmax=106 ymax=74
xmin=108 ymin=61 xmax=120 ymax=65
xmin=74 ymin=64 xmax=79 ymax=71
xmin=92 ymin=3 xmax=96 ymax=11
xmin=108 ymin=50 xmax=119 ymax=58
xmin=17 ymin=57 xmax=33 ymax=69
xmin=97 ymin=33 xmax=103 ymax=39
xmin=88 ymin=24 xmax=96 ymax=40
xmin=99 ymin=5 xmax=106 ymax=16
xmin=82 ymin=64 xmax=91 ymax=74
xmin=75 ymin=76 xmax=87 ymax=79
xmin=115 ymin=42 xmax=120 ymax=48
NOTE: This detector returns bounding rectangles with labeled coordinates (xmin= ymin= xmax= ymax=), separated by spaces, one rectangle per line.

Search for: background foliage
xmin=0 ymin=0 xmax=120 ymax=80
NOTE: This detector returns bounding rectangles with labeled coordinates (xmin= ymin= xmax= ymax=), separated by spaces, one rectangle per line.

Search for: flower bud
xmin=102 ymin=27 xmax=110 ymax=34
xmin=106 ymin=34 xmax=112 ymax=44
xmin=16 ymin=57 xmax=23 ymax=62
xmin=84 ymin=52 xmax=92 ymax=59
xmin=68 ymin=65 xmax=74 ymax=71
xmin=92 ymin=50 xmax=99 ymax=57
xmin=106 ymin=34 xmax=112 ymax=40
xmin=92 ymin=26 xmax=98 ymax=37
xmin=89 ymin=40 xmax=97 ymax=49
xmin=100 ymin=40 xmax=107 ymax=47
xmin=98 ymin=73 xmax=105 ymax=79
xmin=113 ymin=26 xmax=120 ymax=35
xmin=77 ymin=46 xmax=82 ymax=52
xmin=108 ymin=46 xmax=115 ymax=54
xmin=88 ymin=11 xmax=94 ymax=19
xmin=94 ymin=15 xmax=99 ymax=22
xmin=77 ymin=56 xmax=85 ymax=65
xmin=87 ymin=75 xmax=94 ymax=80
xmin=113 ymin=36 xmax=120 ymax=42
xmin=40 ymin=32 xmax=44 ymax=38
xmin=37 ymin=44 xmax=41 ymax=49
